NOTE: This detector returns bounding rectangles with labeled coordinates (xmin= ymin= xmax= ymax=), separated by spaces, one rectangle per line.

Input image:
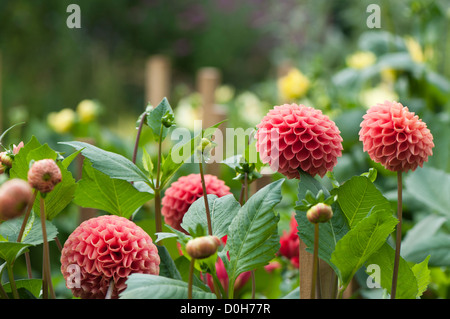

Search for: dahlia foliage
xmin=0 ymin=95 xmax=437 ymax=301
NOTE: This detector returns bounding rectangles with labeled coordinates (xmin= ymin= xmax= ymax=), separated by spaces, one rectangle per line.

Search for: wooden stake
xmin=145 ymin=55 xmax=171 ymax=106
xmin=197 ymin=67 xmax=227 ymax=177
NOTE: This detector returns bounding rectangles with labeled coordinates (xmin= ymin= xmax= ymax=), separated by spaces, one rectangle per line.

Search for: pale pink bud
xmin=27 ymin=159 xmax=62 ymax=193
xmin=0 ymin=178 xmax=34 ymax=220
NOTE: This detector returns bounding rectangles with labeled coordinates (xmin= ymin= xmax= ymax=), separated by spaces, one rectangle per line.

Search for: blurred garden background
xmin=1 ymin=0 xmax=450 ymax=299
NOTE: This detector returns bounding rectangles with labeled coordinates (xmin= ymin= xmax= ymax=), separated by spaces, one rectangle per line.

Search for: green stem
xmin=310 ymin=223 xmax=319 ymax=299
xmin=40 ymin=196 xmax=55 ymax=299
xmin=0 ymin=281 xmax=9 ymax=299
xmin=198 ymin=157 xmax=212 ymax=236
xmin=132 ymin=112 xmax=147 ymax=165
xmin=188 ymin=258 xmax=195 ymax=299
xmin=6 ymin=265 xmax=19 ymax=299
xmin=17 ymin=189 xmax=38 ymax=243
xmin=211 ymin=272 xmax=225 ymax=299
xmin=154 ymin=124 xmax=164 ymax=235
xmin=391 ymin=171 xmax=403 ymax=299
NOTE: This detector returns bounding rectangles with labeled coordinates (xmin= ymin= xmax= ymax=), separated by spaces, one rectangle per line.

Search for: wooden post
xmin=197 ymin=67 xmax=227 ymax=178
xmin=145 ymin=55 xmax=171 ymax=106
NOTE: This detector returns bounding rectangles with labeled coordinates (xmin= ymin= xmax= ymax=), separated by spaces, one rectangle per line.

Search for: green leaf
xmin=142 ymin=147 xmax=154 ymax=176
xmin=9 ymin=136 xmax=43 ymax=180
xmin=334 ymin=175 xmax=392 ymax=228
xmin=160 ymin=121 xmax=225 ymax=189
xmin=146 ymin=97 xmax=174 ymax=141
xmin=120 ymin=273 xmax=216 ymax=299
xmin=404 ymin=167 xmax=450 ymax=217
xmin=412 ymin=255 xmax=431 ymax=298
xmin=0 ymin=242 xmax=31 ymax=265
xmin=366 ymin=243 xmax=421 ymax=299
xmin=62 ymin=149 xmax=83 ymax=168
xmin=331 ymin=210 xmax=398 ymax=290
xmin=181 ymin=194 xmax=240 ymax=238
xmin=403 ymin=233 xmax=450 ymax=267
xmin=73 ymin=160 xmax=153 ymax=219
xmin=2 ymin=279 xmax=42 ymax=299
xmin=0 ymin=122 xmax=25 ymax=147
xmin=157 ymin=245 xmax=182 ymax=280
xmin=26 ymin=143 xmax=57 ymax=163
xmin=226 ymin=179 xmax=283 ymax=289
xmin=32 ymin=161 xmax=77 ymax=220
xmin=295 ymin=171 xmax=349 ymax=272
xmin=0 ymin=212 xmax=58 ymax=245
xmin=59 ymin=141 xmax=151 ymax=184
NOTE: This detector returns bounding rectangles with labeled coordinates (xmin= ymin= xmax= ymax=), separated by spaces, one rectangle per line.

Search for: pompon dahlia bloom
xmin=359 ymin=101 xmax=434 ymax=172
xmin=0 ymin=178 xmax=34 ymax=220
xmin=60 ymin=215 xmax=160 ymax=299
xmin=27 ymin=159 xmax=62 ymax=193
xmin=161 ymin=173 xmax=231 ymax=232
xmin=255 ymin=103 xmax=343 ymax=179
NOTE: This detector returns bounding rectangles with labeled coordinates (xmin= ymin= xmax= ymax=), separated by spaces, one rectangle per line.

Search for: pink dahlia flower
xmin=359 ymin=101 xmax=434 ymax=172
xmin=60 ymin=215 xmax=160 ymax=299
xmin=161 ymin=173 xmax=231 ymax=232
xmin=0 ymin=178 xmax=34 ymax=220
xmin=279 ymin=214 xmax=299 ymax=268
xmin=255 ymin=103 xmax=343 ymax=179
xmin=27 ymin=159 xmax=62 ymax=193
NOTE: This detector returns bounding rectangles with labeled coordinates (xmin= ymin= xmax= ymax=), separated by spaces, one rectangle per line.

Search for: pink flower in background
xmin=60 ymin=215 xmax=160 ymax=299
xmin=255 ymin=103 xmax=343 ymax=179
xmin=161 ymin=173 xmax=231 ymax=232
xmin=279 ymin=214 xmax=299 ymax=268
xmin=359 ymin=100 xmax=434 ymax=172
xmin=0 ymin=178 xmax=33 ymax=221
xmin=27 ymin=159 xmax=62 ymax=193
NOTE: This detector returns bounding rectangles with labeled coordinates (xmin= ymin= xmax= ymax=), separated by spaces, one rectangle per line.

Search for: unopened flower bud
xmin=27 ymin=159 xmax=62 ymax=193
xmin=306 ymin=203 xmax=333 ymax=224
xmin=161 ymin=112 xmax=175 ymax=128
xmin=186 ymin=235 xmax=221 ymax=259
xmin=0 ymin=178 xmax=34 ymax=220
xmin=0 ymin=152 xmax=13 ymax=168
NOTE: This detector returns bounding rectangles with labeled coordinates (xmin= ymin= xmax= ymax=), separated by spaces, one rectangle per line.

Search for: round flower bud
xmin=186 ymin=236 xmax=221 ymax=259
xmin=60 ymin=215 xmax=160 ymax=299
xmin=306 ymin=203 xmax=333 ymax=224
xmin=0 ymin=152 xmax=13 ymax=168
xmin=27 ymin=159 xmax=62 ymax=193
xmin=0 ymin=178 xmax=34 ymax=220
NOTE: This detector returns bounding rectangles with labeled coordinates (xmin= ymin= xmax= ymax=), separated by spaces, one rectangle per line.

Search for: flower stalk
xmin=391 ymin=171 xmax=403 ymax=299
xmin=40 ymin=195 xmax=55 ymax=299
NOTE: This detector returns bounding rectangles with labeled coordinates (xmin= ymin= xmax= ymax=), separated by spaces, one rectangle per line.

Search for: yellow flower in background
xmin=380 ymin=68 xmax=397 ymax=84
xmin=346 ymin=51 xmax=376 ymax=69
xmin=77 ymin=99 xmax=99 ymax=123
xmin=278 ymin=68 xmax=310 ymax=101
xmin=404 ymin=36 xmax=424 ymax=63
xmin=47 ymin=108 xmax=76 ymax=134
xmin=215 ymin=85 xmax=235 ymax=104
xmin=235 ymin=91 xmax=265 ymax=126
xmin=360 ymin=83 xmax=399 ymax=109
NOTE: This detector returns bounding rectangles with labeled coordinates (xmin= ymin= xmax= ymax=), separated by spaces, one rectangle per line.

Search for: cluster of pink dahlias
xmin=60 ymin=215 xmax=160 ymax=299
xmin=161 ymin=173 xmax=231 ymax=232
xmin=359 ymin=100 xmax=434 ymax=172
xmin=279 ymin=214 xmax=299 ymax=268
xmin=255 ymin=103 xmax=343 ymax=179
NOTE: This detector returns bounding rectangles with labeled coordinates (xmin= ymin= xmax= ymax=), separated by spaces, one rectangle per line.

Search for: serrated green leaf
xmin=0 ymin=242 xmax=31 ymax=265
xmin=412 ymin=255 xmax=431 ymax=298
xmin=120 ymin=273 xmax=216 ymax=299
xmin=331 ymin=210 xmax=398 ymax=290
xmin=142 ymin=147 xmax=154 ymax=176
xmin=366 ymin=243 xmax=420 ymax=299
xmin=146 ymin=97 xmax=174 ymax=142
xmin=181 ymin=194 xmax=240 ymax=238
xmin=157 ymin=245 xmax=182 ymax=281
xmin=2 ymin=279 xmax=42 ymax=298
xmin=334 ymin=175 xmax=392 ymax=228
xmin=226 ymin=179 xmax=283 ymax=293
xmin=0 ymin=212 xmax=58 ymax=245
xmin=9 ymin=136 xmax=43 ymax=180
xmin=73 ymin=160 xmax=153 ymax=219
xmin=26 ymin=143 xmax=57 ymax=163
xmin=59 ymin=141 xmax=151 ymax=184
xmin=295 ymin=170 xmax=349 ymax=272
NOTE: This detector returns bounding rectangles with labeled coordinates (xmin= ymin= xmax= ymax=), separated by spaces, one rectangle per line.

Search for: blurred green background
xmin=1 ymin=0 xmax=450 ymax=299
